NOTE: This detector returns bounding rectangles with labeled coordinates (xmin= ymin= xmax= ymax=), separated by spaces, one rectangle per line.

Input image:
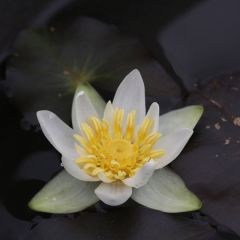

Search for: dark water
xmin=1 ymin=0 xmax=240 ymax=239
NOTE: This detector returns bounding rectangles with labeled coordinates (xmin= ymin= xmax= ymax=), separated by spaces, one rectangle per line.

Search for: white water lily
xmin=32 ymin=69 xmax=203 ymax=211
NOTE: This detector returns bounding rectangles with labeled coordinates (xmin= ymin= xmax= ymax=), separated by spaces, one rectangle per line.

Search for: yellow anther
xmin=115 ymin=170 xmax=127 ymax=180
xmin=75 ymin=155 xmax=97 ymax=164
xmin=92 ymin=167 xmax=104 ymax=176
xmin=74 ymin=134 xmax=86 ymax=146
xmin=89 ymin=117 xmax=102 ymax=133
xmin=110 ymin=160 xmax=120 ymax=168
xmin=149 ymin=149 xmax=165 ymax=159
xmin=144 ymin=132 xmax=161 ymax=145
xmin=81 ymin=123 xmax=95 ymax=141
xmin=74 ymin=108 xmax=164 ymax=181
xmin=83 ymin=163 xmax=96 ymax=170
xmin=139 ymin=144 xmax=152 ymax=154
xmin=125 ymin=111 xmax=136 ymax=140
xmin=113 ymin=108 xmax=124 ymax=138
xmin=74 ymin=134 xmax=93 ymax=153
xmin=139 ymin=118 xmax=153 ymax=135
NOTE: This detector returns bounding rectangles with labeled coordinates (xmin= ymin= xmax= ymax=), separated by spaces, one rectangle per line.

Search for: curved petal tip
xmin=95 ymin=182 xmax=132 ymax=206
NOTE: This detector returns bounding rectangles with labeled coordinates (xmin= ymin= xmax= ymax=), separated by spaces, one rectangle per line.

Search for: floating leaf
xmin=4 ymin=17 xmax=181 ymax=128
xmin=0 ymin=204 xmax=31 ymax=239
xmin=0 ymin=0 xmax=66 ymax=61
xmin=159 ymin=0 xmax=240 ymax=90
xmin=132 ymin=167 xmax=202 ymax=213
xmin=172 ymin=72 xmax=240 ymax=235
xmin=24 ymin=207 xmax=219 ymax=240
xmin=29 ymin=170 xmax=99 ymax=214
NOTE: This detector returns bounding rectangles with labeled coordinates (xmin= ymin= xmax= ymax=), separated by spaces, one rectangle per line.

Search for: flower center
xmin=107 ymin=139 xmax=134 ymax=165
xmin=74 ymin=108 xmax=164 ymax=181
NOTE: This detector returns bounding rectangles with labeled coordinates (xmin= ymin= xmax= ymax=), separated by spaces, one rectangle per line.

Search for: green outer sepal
xmin=159 ymin=105 xmax=204 ymax=134
xmin=131 ymin=167 xmax=202 ymax=213
xmin=29 ymin=170 xmax=99 ymax=214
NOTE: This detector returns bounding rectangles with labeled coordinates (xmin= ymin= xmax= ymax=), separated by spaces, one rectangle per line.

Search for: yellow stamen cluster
xmin=74 ymin=109 xmax=164 ymax=181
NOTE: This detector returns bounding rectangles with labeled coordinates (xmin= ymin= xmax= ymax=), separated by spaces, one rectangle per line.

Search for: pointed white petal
xmin=155 ymin=128 xmax=193 ymax=169
xmin=159 ymin=105 xmax=203 ymax=135
xmin=103 ymin=101 xmax=114 ymax=122
xmin=95 ymin=182 xmax=132 ymax=206
xmin=37 ymin=111 xmax=78 ymax=160
xmin=98 ymin=172 xmax=114 ymax=183
xmin=132 ymin=167 xmax=202 ymax=213
xmin=29 ymin=170 xmax=99 ymax=213
xmin=113 ymin=69 xmax=146 ymax=125
xmin=146 ymin=102 xmax=160 ymax=132
xmin=123 ymin=160 xmax=155 ymax=188
xmin=62 ymin=156 xmax=99 ymax=182
xmin=78 ymin=83 xmax=106 ymax=117
xmin=72 ymin=91 xmax=99 ymax=132
xmin=103 ymin=101 xmax=116 ymax=136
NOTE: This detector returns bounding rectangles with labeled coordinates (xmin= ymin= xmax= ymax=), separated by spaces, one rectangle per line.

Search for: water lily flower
xmin=32 ymin=69 xmax=203 ymax=212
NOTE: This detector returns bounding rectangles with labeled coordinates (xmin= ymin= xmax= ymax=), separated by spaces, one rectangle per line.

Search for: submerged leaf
xmin=132 ymin=167 xmax=202 ymax=213
xmin=29 ymin=170 xmax=99 ymax=214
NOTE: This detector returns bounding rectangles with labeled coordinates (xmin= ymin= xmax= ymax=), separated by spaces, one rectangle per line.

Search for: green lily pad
xmin=29 ymin=170 xmax=99 ymax=214
xmin=171 ymin=72 xmax=240 ymax=235
xmin=132 ymin=167 xmax=202 ymax=213
xmin=25 ymin=207 xmax=220 ymax=240
xmin=4 ymin=17 xmax=181 ymax=128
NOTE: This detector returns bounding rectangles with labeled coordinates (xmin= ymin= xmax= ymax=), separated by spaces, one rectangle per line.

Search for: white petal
xmin=62 ymin=156 xmax=99 ymax=182
xmin=159 ymin=105 xmax=203 ymax=135
xmin=98 ymin=172 xmax=114 ymax=183
xmin=123 ymin=160 xmax=156 ymax=188
xmin=103 ymin=101 xmax=114 ymax=122
xmin=77 ymin=83 xmax=106 ymax=116
xmin=146 ymin=102 xmax=160 ymax=132
xmin=72 ymin=91 xmax=99 ymax=132
xmin=37 ymin=111 xmax=78 ymax=160
xmin=112 ymin=69 xmax=146 ymax=125
xmin=95 ymin=182 xmax=132 ymax=206
xmin=155 ymin=128 xmax=193 ymax=169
